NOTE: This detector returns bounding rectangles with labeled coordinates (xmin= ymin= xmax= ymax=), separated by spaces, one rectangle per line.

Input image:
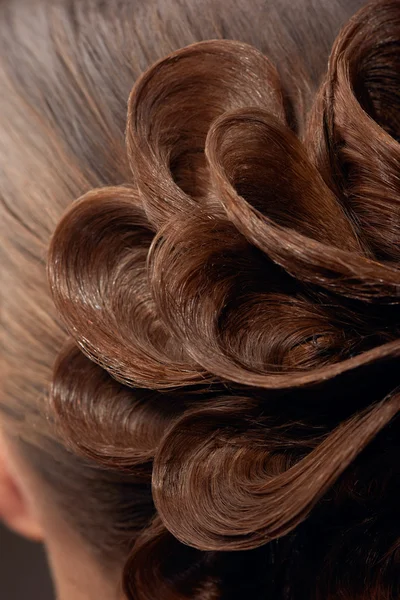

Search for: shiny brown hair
xmin=1 ymin=0 xmax=400 ymax=598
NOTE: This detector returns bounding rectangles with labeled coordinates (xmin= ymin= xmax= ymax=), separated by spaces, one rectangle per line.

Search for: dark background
xmin=0 ymin=524 xmax=53 ymax=599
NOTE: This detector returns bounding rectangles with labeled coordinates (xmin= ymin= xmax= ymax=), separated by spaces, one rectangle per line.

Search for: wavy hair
xmin=1 ymin=0 xmax=400 ymax=599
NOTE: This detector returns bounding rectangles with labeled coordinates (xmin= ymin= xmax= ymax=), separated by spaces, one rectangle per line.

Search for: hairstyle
xmin=1 ymin=0 xmax=399 ymax=598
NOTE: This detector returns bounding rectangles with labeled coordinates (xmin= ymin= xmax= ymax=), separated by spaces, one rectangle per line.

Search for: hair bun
xmin=48 ymin=2 xmax=400 ymax=593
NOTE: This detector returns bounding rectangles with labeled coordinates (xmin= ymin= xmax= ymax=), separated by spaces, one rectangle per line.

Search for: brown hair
xmin=1 ymin=0 xmax=400 ymax=598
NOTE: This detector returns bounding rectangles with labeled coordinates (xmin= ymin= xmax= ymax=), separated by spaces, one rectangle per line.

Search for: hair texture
xmin=1 ymin=0 xmax=400 ymax=599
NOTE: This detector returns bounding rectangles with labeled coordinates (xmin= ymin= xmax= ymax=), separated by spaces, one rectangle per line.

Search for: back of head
xmin=1 ymin=1 xmax=400 ymax=599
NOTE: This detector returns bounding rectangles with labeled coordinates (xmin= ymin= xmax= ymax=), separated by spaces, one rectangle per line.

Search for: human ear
xmin=0 ymin=433 xmax=43 ymax=541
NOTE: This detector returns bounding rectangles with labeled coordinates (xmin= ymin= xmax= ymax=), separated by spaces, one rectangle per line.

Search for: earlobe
xmin=0 ymin=436 xmax=44 ymax=542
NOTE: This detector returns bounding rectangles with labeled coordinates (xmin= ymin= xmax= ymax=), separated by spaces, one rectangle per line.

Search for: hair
xmin=1 ymin=0 xmax=400 ymax=598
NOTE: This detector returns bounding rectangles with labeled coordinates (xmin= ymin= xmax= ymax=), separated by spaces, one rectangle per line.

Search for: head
xmin=1 ymin=0 xmax=400 ymax=599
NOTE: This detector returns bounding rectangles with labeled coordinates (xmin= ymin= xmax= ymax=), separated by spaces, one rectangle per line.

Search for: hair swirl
xmin=43 ymin=0 xmax=400 ymax=598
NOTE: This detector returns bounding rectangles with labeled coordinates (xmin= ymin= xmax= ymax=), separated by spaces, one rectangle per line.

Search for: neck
xmin=41 ymin=510 xmax=123 ymax=600
xmin=46 ymin=532 xmax=123 ymax=600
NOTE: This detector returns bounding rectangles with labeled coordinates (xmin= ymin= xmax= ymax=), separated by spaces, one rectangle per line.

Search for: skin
xmin=0 ymin=428 xmax=122 ymax=600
